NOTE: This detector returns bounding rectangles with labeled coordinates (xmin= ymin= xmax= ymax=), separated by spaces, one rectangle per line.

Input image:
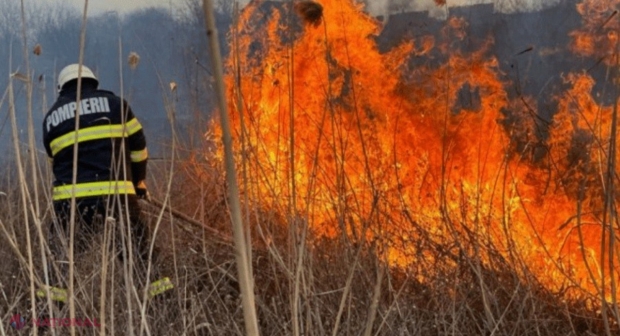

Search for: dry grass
xmin=0 ymin=157 xmax=613 ymax=335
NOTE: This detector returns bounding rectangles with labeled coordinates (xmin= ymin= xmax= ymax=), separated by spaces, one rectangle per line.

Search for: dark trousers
xmin=48 ymin=195 xmax=155 ymax=289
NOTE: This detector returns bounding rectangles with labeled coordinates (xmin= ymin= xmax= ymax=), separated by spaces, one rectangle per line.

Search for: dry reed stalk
xmin=98 ymin=216 xmax=114 ymax=335
xmin=286 ymin=2 xmax=328 ymax=333
xmin=362 ymin=263 xmax=384 ymax=336
xmin=328 ymin=4 xmax=385 ymax=334
xmin=232 ymin=0 xmax=254 ymax=300
xmin=8 ymin=62 xmax=38 ymax=336
xmin=609 ymin=35 xmax=620 ymax=328
xmin=18 ymin=3 xmax=58 ymax=334
xmin=115 ymin=35 xmax=139 ymax=336
xmin=434 ymin=48 xmax=499 ymax=332
xmin=138 ymin=72 xmax=181 ymax=336
xmin=0 ymin=68 xmax=34 ymax=298
xmin=286 ymin=1 xmax=301 ymax=335
xmin=330 ymin=222 xmax=373 ymax=336
xmin=67 ymin=1 xmax=90 ymax=335
xmin=19 ymin=1 xmax=40 ymax=221
xmin=109 ymin=229 xmax=117 ymax=336
xmin=201 ymin=0 xmax=260 ymax=334
xmin=600 ymin=37 xmax=620 ymax=333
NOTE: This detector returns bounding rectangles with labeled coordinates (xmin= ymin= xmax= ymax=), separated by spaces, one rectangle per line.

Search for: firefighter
xmin=40 ymin=64 xmax=173 ymax=303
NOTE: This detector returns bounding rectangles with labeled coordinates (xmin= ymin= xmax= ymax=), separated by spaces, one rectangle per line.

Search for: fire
xmin=571 ymin=0 xmax=618 ymax=62
xmin=209 ymin=0 xmax=620 ymax=301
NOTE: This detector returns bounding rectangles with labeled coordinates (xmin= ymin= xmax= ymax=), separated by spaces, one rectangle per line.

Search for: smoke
xmin=34 ymin=0 xmax=175 ymax=15
xmin=32 ymin=0 xmax=564 ymax=19
xmin=237 ymin=0 xmax=563 ymax=20
xmin=370 ymin=0 xmax=563 ymax=19
xmin=493 ymin=0 xmax=563 ymax=13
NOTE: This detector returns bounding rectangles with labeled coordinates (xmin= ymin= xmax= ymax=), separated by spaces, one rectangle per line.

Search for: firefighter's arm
xmin=124 ymin=103 xmax=148 ymax=196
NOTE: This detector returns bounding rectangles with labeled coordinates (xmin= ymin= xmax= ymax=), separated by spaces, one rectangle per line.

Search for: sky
xmin=36 ymin=0 xmax=558 ymax=18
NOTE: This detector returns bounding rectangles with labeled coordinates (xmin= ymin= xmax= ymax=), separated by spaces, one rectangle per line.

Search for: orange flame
xmin=210 ymin=0 xmax=620 ymax=301
xmin=570 ymin=0 xmax=618 ymax=63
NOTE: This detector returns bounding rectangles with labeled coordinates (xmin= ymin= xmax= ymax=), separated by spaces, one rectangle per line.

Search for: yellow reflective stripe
xmin=126 ymin=118 xmax=142 ymax=136
xmin=52 ymin=181 xmax=136 ymax=201
xmin=149 ymin=277 xmax=174 ymax=298
xmin=36 ymin=286 xmax=68 ymax=303
xmin=49 ymin=119 xmax=142 ymax=156
xmin=50 ymin=124 xmax=125 ymax=156
xmin=130 ymin=148 xmax=148 ymax=162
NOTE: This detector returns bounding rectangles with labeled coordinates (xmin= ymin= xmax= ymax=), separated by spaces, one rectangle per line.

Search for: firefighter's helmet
xmin=57 ymin=64 xmax=98 ymax=91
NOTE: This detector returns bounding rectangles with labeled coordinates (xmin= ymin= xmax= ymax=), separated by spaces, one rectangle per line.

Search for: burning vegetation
xmin=202 ymin=0 xmax=620 ymax=331
xmin=294 ymin=1 xmax=324 ymax=27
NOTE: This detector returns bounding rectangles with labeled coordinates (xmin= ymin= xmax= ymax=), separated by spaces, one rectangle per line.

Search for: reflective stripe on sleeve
xmin=130 ymin=148 xmax=148 ymax=162
xmin=126 ymin=118 xmax=143 ymax=136
xmin=52 ymin=181 xmax=136 ymax=201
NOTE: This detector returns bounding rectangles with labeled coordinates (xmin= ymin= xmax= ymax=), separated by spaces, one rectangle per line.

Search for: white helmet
xmin=57 ymin=64 xmax=98 ymax=91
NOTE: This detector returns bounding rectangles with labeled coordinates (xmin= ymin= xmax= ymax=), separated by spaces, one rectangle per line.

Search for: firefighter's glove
xmin=136 ymin=180 xmax=150 ymax=201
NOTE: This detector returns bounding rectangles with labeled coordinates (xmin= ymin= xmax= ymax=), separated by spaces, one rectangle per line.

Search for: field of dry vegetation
xmin=3 ymin=0 xmax=620 ymax=335
xmin=0 ymin=154 xmax=614 ymax=336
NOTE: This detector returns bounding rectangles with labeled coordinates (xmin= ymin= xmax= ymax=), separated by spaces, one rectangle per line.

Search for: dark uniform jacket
xmin=43 ymin=82 xmax=148 ymax=202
